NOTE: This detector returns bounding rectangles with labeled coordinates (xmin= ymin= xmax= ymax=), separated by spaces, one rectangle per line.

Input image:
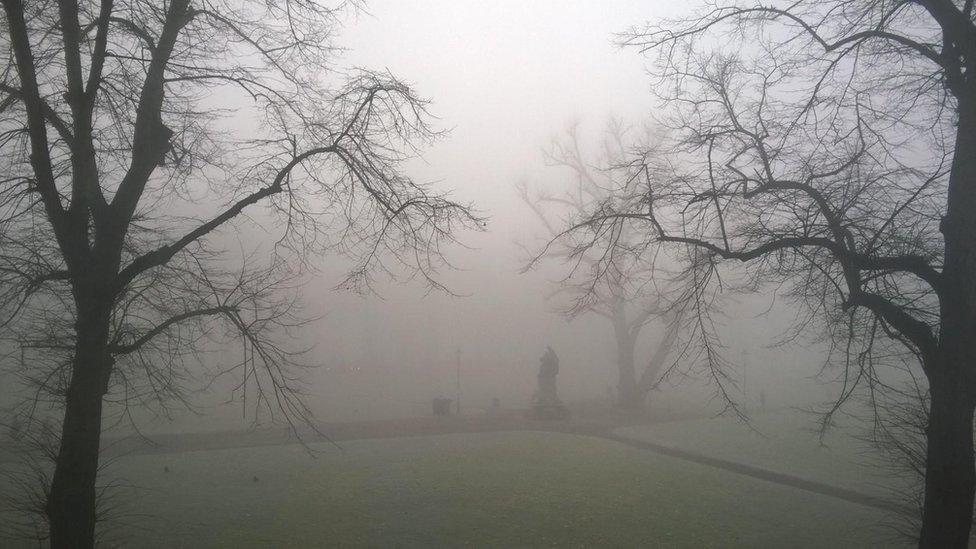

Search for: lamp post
xmin=455 ymin=348 xmax=462 ymax=415
xmin=741 ymin=349 xmax=750 ymax=408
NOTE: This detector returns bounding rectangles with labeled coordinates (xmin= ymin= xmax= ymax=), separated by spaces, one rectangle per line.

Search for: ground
xmin=0 ymin=428 xmax=903 ymax=548
xmin=1 ymin=408 xmax=918 ymax=548
xmin=615 ymin=409 xmax=912 ymax=501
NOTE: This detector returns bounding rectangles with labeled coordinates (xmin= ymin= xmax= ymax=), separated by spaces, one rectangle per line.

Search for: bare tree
xmin=0 ymin=1 xmax=479 ymax=546
xmin=519 ymin=121 xmax=680 ymax=411
xmin=546 ymin=2 xmax=976 ymax=546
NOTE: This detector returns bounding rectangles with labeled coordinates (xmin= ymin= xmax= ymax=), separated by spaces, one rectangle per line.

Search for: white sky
xmin=339 ymin=0 xmax=675 ymax=232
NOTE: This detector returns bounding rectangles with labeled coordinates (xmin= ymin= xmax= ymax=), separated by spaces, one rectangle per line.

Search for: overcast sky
xmin=340 ymin=1 xmax=672 ymax=227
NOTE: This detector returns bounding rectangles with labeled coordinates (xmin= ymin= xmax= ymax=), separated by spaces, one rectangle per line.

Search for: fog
xmin=83 ymin=0 xmax=843 ymax=433
xmin=0 ymin=0 xmax=845 ymax=432
xmin=2 ymin=1 xmax=942 ymax=546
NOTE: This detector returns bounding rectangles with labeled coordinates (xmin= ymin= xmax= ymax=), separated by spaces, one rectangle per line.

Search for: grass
xmin=15 ymin=430 xmax=898 ymax=548
xmin=615 ymin=409 xmax=913 ymax=500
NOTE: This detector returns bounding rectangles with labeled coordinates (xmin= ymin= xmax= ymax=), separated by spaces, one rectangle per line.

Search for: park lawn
xmin=615 ymin=409 xmax=912 ymax=500
xmin=49 ymin=430 xmax=901 ymax=548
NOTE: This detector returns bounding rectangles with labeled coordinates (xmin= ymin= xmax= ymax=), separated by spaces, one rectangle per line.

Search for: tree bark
xmin=919 ymin=375 xmax=976 ymax=548
xmin=46 ymin=301 xmax=113 ymax=549
xmin=918 ymin=91 xmax=976 ymax=548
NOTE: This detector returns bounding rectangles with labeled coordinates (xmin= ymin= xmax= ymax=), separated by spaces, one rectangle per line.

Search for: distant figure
xmin=252 ymin=475 xmax=260 ymax=483
xmin=531 ymin=346 xmax=567 ymax=420
xmin=163 ymin=466 xmax=170 ymax=474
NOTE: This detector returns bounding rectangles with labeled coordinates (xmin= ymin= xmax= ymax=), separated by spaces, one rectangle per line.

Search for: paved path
xmin=601 ymin=431 xmax=910 ymax=515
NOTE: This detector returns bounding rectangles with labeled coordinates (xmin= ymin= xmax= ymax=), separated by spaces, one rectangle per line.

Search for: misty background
xmin=0 ymin=0 xmax=838 ymax=433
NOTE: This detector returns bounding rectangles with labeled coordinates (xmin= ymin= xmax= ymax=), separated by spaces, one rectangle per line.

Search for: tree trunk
xmin=918 ymin=91 xmax=976 ymax=548
xmin=613 ymin=317 xmax=642 ymax=411
xmin=46 ymin=304 xmax=113 ymax=549
xmin=919 ymin=376 xmax=976 ymax=548
xmin=637 ymin=317 xmax=679 ymax=400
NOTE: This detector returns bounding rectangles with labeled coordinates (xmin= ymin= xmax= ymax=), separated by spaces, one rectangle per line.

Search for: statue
xmin=536 ymin=346 xmax=559 ymax=403
xmin=531 ymin=346 xmax=568 ymax=419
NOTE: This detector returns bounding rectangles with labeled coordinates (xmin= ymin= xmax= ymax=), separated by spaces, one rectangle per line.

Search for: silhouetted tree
xmin=519 ymin=121 xmax=680 ymax=411
xmin=556 ymin=2 xmax=976 ymax=546
xmin=0 ymin=1 xmax=478 ymax=546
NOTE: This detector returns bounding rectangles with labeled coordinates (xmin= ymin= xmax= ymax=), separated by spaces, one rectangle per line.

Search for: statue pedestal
xmin=530 ymin=401 xmax=568 ymax=420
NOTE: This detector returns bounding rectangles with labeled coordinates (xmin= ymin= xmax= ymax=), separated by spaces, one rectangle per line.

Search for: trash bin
xmin=432 ymin=397 xmax=452 ymax=416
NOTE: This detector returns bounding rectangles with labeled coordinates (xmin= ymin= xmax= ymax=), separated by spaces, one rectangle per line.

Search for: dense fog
xmin=1 ymin=1 xmax=964 ymax=547
xmin=65 ymin=0 xmax=841 ymax=433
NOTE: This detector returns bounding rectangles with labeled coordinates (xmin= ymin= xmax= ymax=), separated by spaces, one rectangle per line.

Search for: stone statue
xmin=532 ymin=346 xmax=567 ymax=419
xmin=536 ymin=346 xmax=560 ymax=404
